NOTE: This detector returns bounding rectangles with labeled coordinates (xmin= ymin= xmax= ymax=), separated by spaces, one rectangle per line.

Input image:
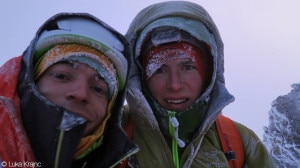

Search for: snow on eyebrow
xmin=145 ymin=47 xmax=197 ymax=79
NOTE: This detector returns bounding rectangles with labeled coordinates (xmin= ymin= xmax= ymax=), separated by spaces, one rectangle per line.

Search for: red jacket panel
xmin=0 ymin=56 xmax=35 ymax=162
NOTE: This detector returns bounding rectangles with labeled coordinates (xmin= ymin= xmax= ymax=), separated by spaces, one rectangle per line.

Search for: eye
xmin=153 ymin=65 xmax=166 ymax=74
xmin=92 ymin=85 xmax=109 ymax=98
xmin=182 ymin=62 xmax=197 ymax=71
xmin=93 ymin=86 xmax=105 ymax=94
xmin=53 ymin=73 xmax=68 ymax=80
xmin=91 ymin=76 xmax=108 ymax=97
xmin=42 ymin=63 xmax=73 ymax=82
xmin=44 ymin=71 xmax=71 ymax=82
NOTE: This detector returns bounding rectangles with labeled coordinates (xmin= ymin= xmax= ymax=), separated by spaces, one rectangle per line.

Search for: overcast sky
xmin=1 ymin=0 xmax=299 ymax=139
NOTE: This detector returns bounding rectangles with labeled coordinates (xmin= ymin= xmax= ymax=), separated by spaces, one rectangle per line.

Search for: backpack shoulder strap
xmin=215 ymin=114 xmax=244 ymax=168
xmin=123 ymin=115 xmax=135 ymax=139
xmin=116 ymin=115 xmax=135 ymax=168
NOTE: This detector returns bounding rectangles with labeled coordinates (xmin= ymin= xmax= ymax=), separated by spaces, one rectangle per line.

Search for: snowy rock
xmin=263 ymin=82 xmax=300 ymax=168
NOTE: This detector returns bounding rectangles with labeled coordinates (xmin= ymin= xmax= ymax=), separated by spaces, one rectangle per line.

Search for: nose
xmin=167 ymin=70 xmax=183 ymax=91
xmin=66 ymin=80 xmax=89 ymax=103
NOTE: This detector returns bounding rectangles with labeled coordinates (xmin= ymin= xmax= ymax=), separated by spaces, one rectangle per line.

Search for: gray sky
xmin=1 ymin=0 xmax=299 ymax=138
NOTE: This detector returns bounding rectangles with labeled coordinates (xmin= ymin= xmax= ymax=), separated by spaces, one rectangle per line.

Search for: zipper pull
xmin=170 ymin=116 xmax=179 ymax=127
xmin=168 ymin=111 xmax=185 ymax=148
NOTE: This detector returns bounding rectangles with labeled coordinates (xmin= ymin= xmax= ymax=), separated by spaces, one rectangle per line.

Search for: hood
xmin=17 ymin=13 xmax=136 ymax=167
xmin=125 ymin=1 xmax=234 ymax=133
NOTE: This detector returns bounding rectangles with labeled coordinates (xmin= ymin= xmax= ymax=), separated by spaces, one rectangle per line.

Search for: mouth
xmin=162 ymin=97 xmax=191 ymax=111
xmin=166 ymin=98 xmax=188 ymax=104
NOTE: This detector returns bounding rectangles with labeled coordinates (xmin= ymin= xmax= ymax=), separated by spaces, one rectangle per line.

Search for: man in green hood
xmin=124 ymin=1 xmax=274 ymax=167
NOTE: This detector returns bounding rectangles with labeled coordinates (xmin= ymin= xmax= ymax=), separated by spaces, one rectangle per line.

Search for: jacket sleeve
xmin=234 ymin=122 xmax=275 ymax=167
xmin=0 ymin=56 xmax=36 ymax=162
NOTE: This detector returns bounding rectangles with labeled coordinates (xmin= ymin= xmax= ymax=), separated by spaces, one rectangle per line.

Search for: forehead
xmin=145 ymin=43 xmax=200 ymax=68
xmin=162 ymin=57 xmax=194 ymax=65
xmin=54 ymin=60 xmax=91 ymax=69
xmin=51 ymin=61 xmax=102 ymax=77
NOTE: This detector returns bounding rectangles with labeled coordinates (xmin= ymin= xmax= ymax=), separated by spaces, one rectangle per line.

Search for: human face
xmin=36 ymin=61 xmax=109 ymax=136
xmin=146 ymin=56 xmax=204 ymax=112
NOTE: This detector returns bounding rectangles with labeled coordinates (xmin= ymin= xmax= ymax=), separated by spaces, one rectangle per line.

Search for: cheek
xmin=36 ymin=79 xmax=63 ymax=104
xmin=146 ymin=77 xmax=164 ymax=100
xmin=189 ymin=73 xmax=205 ymax=95
xmin=36 ymin=80 xmax=53 ymax=97
xmin=93 ymin=98 xmax=108 ymax=120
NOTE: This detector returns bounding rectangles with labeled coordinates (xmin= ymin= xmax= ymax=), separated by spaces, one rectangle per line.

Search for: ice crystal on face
xmin=146 ymin=49 xmax=190 ymax=78
xmin=71 ymin=61 xmax=79 ymax=68
xmin=145 ymin=45 xmax=197 ymax=80
xmin=263 ymin=82 xmax=300 ymax=167
xmin=60 ymin=110 xmax=86 ymax=131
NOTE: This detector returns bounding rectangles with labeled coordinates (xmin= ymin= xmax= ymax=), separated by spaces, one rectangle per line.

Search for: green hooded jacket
xmin=124 ymin=1 xmax=274 ymax=168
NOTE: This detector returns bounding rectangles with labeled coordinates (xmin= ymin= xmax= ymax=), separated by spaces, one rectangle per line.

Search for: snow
xmin=144 ymin=44 xmax=197 ymax=80
xmin=263 ymin=82 xmax=300 ymax=168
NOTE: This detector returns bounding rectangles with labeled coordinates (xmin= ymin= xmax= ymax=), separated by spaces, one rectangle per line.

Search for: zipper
xmin=168 ymin=111 xmax=185 ymax=168
xmin=54 ymin=130 xmax=65 ymax=168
